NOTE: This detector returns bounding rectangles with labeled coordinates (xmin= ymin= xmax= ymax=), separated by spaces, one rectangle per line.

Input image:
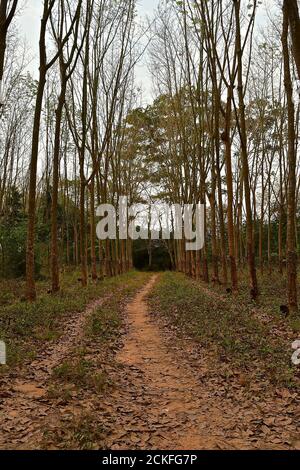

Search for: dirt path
xmin=1 ymin=274 xmax=298 ymax=450
xmin=116 ymin=275 xmax=217 ymax=449
xmin=101 ymin=276 xmax=300 ymax=450
xmin=103 ymin=276 xmax=253 ymax=449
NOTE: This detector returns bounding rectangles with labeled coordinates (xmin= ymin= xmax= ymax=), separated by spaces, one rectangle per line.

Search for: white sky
xmin=16 ymin=0 xmax=272 ymax=105
xmin=17 ymin=0 xmax=159 ymax=104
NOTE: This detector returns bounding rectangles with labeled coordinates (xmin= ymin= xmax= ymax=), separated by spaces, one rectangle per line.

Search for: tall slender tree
xmin=26 ymin=0 xmax=82 ymax=300
xmin=282 ymin=0 xmax=298 ymax=312
xmin=0 ymin=0 xmax=18 ymax=108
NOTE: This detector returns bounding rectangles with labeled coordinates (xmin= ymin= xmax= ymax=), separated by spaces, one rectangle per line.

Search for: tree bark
xmin=285 ymin=0 xmax=300 ymax=82
xmin=234 ymin=0 xmax=258 ymax=299
xmin=282 ymin=2 xmax=298 ymax=312
xmin=26 ymin=67 xmax=47 ymax=300
xmin=50 ymin=84 xmax=66 ymax=293
xmin=222 ymin=87 xmax=238 ymax=291
xmin=0 ymin=0 xmax=18 ymax=105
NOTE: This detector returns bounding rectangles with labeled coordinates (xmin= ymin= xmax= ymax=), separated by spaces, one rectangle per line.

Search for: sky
xmin=17 ymin=0 xmax=159 ymax=104
xmin=16 ymin=0 xmax=272 ymax=105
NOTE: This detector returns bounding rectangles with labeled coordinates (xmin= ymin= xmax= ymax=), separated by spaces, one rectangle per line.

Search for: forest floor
xmin=0 ymin=270 xmax=299 ymax=450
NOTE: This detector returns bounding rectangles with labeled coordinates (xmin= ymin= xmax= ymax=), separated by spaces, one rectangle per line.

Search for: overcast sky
xmin=16 ymin=0 xmax=272 ymax=105
xmin=17 ymin=0 xmax=158 ymax=104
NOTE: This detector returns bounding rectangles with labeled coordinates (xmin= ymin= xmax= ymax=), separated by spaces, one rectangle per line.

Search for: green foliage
xmin=46 ymin=413 xmax=107 ymax=450
xmin=53 ymin=359 xmax=93 ymax=385
xmin=0 ymin=186 xmax=42 ymax=278
xmin=87 ymin=301 xmax=121 ymax=339
xmin=0 ymin=218 xmax=27 ymax=278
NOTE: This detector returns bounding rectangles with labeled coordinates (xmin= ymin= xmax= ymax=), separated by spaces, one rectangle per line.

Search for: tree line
xmin=0 ymin=0 xmax=299 ymax=314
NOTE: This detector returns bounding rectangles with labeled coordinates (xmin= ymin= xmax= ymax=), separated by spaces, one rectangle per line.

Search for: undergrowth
xmin=149 ymin=272 xmax=298 ymax=388
xmin=0 ymin=270 xmax=149 ymax=368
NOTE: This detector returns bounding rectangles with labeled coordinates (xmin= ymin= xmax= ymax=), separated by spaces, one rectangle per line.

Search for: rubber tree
xmin=284 ymin=0 xmax=300 ymax=82
xmin=26 ymin=0 xmax=82 ymax=301
xmin=49 ymin=0 xmax=83 ymax=293
xmin=0 ymin=0 xmax=18 ymax=109
xmin=282 ymin=0 xmax=298 ymax=312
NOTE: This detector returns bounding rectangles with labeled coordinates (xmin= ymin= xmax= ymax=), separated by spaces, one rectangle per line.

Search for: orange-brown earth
xmin=0 ymin=274 xmax=299 ymax=450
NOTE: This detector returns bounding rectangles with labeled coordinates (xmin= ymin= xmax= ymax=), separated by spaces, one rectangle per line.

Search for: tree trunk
xmin=282 ymin=2 xmax=298 ymax=312
xmin=285 ymin=0 xmax=300 ymax=81
xmin=79 ymin=179 xmax=88 ymax=286
xmin=26 ymin=71 xmax=46 ymax=300
xmin=0 ymin=0 xmax=18 ymax=105
xmin=89 ymin=177 xmax=97 ymax=280
xmin=222 ymin=87 xmax=238 ymax=291
xmin=234 ymin=0 xmax=258 ymax=299
xmin=50 ymin=84 xmax=66 ymax=293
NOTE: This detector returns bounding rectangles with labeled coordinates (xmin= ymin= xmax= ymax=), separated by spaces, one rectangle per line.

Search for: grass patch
xmin=86 ymin=302 xmax=120 ymax=339
xmin=209 ymin=267 xmax=300 ymax=325
xmin=52 ymin=358 xmax=111 ymax=392
xmin=69 ymin=414 xmax=107 ymax=449
xmin=43 ymin=412 xmax=107 ymax=450
xmin=47 ymin=384 xmax=74 ymax=403
xmin=290 ymin=318 xmax=300 ymax=333
xmin=149 ymin=272 xmax=297 ymax=388
xmin=0 ymin=270 xmax=150 ymax=367
xmin=53 ymin=359 xmax=92 ymax=384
